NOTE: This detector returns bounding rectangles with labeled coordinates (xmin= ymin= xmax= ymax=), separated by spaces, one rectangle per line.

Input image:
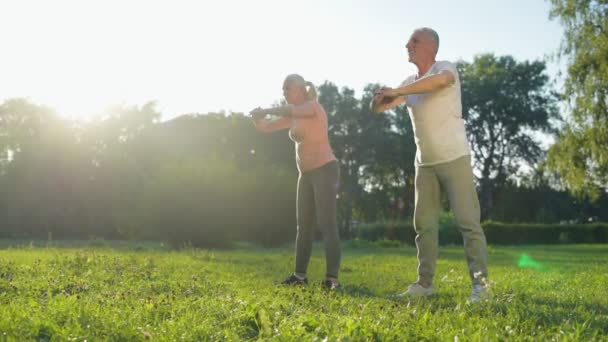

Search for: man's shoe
xmin=397 ymin=283 xmax=435 ymax=297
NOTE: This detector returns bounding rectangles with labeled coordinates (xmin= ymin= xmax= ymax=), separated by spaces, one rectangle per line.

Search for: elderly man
xmin=372 ymin=27 xmax=488 ymax=302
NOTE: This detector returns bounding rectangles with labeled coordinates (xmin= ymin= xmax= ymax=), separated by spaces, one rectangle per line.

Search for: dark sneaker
xmin=280 ymin=274 xmax=308 ymax=285
xmin=322 ymin=279 xmax=340 ymax=290
xmin=468 ymin=284 xmax=490 ymax=304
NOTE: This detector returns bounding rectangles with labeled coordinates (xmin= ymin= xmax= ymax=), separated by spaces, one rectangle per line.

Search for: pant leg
xmin=436 ymin=155 xmax=488 ymax=285
xmin=413 ymin=164 xmax=441 ymax=286
xmin=295 ymin=172 xmax=315 ymax=275
xmin=310 ymin=161 xmax=341 ymax=278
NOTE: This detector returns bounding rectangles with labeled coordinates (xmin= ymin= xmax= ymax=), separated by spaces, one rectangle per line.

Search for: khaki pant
xmin=414 ymin=155 xmax=488 ymax=286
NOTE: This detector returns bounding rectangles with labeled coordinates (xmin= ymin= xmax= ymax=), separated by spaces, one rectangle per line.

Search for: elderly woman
xmin=250 ymin=74 xmax=341 ymax=289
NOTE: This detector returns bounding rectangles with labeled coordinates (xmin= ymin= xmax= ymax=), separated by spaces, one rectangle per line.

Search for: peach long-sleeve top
xmin=253 ymin=100 xmax=336 ymax=172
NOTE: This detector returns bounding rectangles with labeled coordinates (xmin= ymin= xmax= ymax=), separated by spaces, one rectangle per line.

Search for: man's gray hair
xmin=416 ymin=27 xmax=440 ymax=53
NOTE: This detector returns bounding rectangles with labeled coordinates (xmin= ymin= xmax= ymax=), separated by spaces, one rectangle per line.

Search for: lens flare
xmin=517 ymin=253 xmax=545 ymax=270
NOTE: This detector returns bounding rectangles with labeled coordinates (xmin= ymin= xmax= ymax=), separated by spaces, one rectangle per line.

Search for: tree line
xmin=1 ymin=51 xmax=607 ymax=246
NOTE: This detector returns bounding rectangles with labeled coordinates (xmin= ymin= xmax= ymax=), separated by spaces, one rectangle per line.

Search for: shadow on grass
xmin=335 ymin=284 xmax=464 ymax=308
xmin=337 ymin=284 xmax=380 ymax=298
xmin=508 ymin=294 xmax=608 ymax=334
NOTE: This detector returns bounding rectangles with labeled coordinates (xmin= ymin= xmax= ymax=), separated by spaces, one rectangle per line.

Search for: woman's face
xmin=283 ymin=80 xmax=304 ymax=105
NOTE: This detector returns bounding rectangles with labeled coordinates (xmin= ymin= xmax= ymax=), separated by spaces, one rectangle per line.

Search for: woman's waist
xmin=295 ymin=142 xmax=336 ymax=171
xmin=296 ymin=140 xmax=333 ymax=153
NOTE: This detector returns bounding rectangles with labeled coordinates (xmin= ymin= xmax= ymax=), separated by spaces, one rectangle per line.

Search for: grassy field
xmin=0 ymin=241 xmax=607 ymax=341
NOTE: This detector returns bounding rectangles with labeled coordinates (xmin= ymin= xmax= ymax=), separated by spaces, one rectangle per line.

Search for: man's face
xmin=405 ymin=31 xmax=436 ymax=64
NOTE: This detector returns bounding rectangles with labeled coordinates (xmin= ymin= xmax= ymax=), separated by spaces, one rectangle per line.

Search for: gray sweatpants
xmin=414 ymin=155 xmax=488 ymax=286
xmin=295 ymin=160 xmax=341 ymax=278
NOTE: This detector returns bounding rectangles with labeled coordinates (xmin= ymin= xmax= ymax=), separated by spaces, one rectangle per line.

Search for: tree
xmin=458 ymin=54 xmax=559 ymax=220
xmin=0 ymin=99 xmax=57 ymax=165
xmin=318 ymin=82 xmax=364 ymax=236
xmin=0 ymin=99 xmax=94 ymax=238
xmin=358 ymin=84 xmax=416 ymax=221
xmin=546 ymin=0 xmax=608 ymax=199
xmin=317 ymin=82 xmax=416 ymax=235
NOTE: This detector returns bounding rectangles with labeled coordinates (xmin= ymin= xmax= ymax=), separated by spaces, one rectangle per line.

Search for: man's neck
xmin=416 ymin=59 xmax=436 ymax=78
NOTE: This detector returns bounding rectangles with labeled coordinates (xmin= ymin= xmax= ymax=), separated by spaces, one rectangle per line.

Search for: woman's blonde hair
xmin=285 ymin=74 xmax=317 ymax=100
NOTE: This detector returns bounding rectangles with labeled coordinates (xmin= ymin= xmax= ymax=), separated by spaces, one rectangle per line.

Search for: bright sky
xmin=0 ymin=0 xmax=563 ymax=120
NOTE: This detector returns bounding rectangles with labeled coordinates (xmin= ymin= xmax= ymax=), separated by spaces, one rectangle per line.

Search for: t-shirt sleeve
xmin=435 ymin=61 xmax=459 ymax=84
xmin=400 ymin=75 xmax=416 ymax=87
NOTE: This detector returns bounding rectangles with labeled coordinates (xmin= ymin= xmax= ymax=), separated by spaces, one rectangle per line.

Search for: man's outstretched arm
xmin=380 ymin=70 xmax=455 ymax=98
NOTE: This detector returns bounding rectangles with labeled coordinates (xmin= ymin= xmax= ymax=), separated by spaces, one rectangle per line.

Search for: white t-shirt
xmin=401 ymin=60 xmax=470 ymax=166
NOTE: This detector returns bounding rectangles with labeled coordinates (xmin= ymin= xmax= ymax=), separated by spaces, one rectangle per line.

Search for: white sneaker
xmin=469 ymin=284 xmax=489 ymax=303
xmin=397 ymin=283 xmax=434 ymax=297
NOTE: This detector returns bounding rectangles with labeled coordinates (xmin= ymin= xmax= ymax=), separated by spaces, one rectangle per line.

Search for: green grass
xmin=0 ymin=241 xmax=607 ymax=341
